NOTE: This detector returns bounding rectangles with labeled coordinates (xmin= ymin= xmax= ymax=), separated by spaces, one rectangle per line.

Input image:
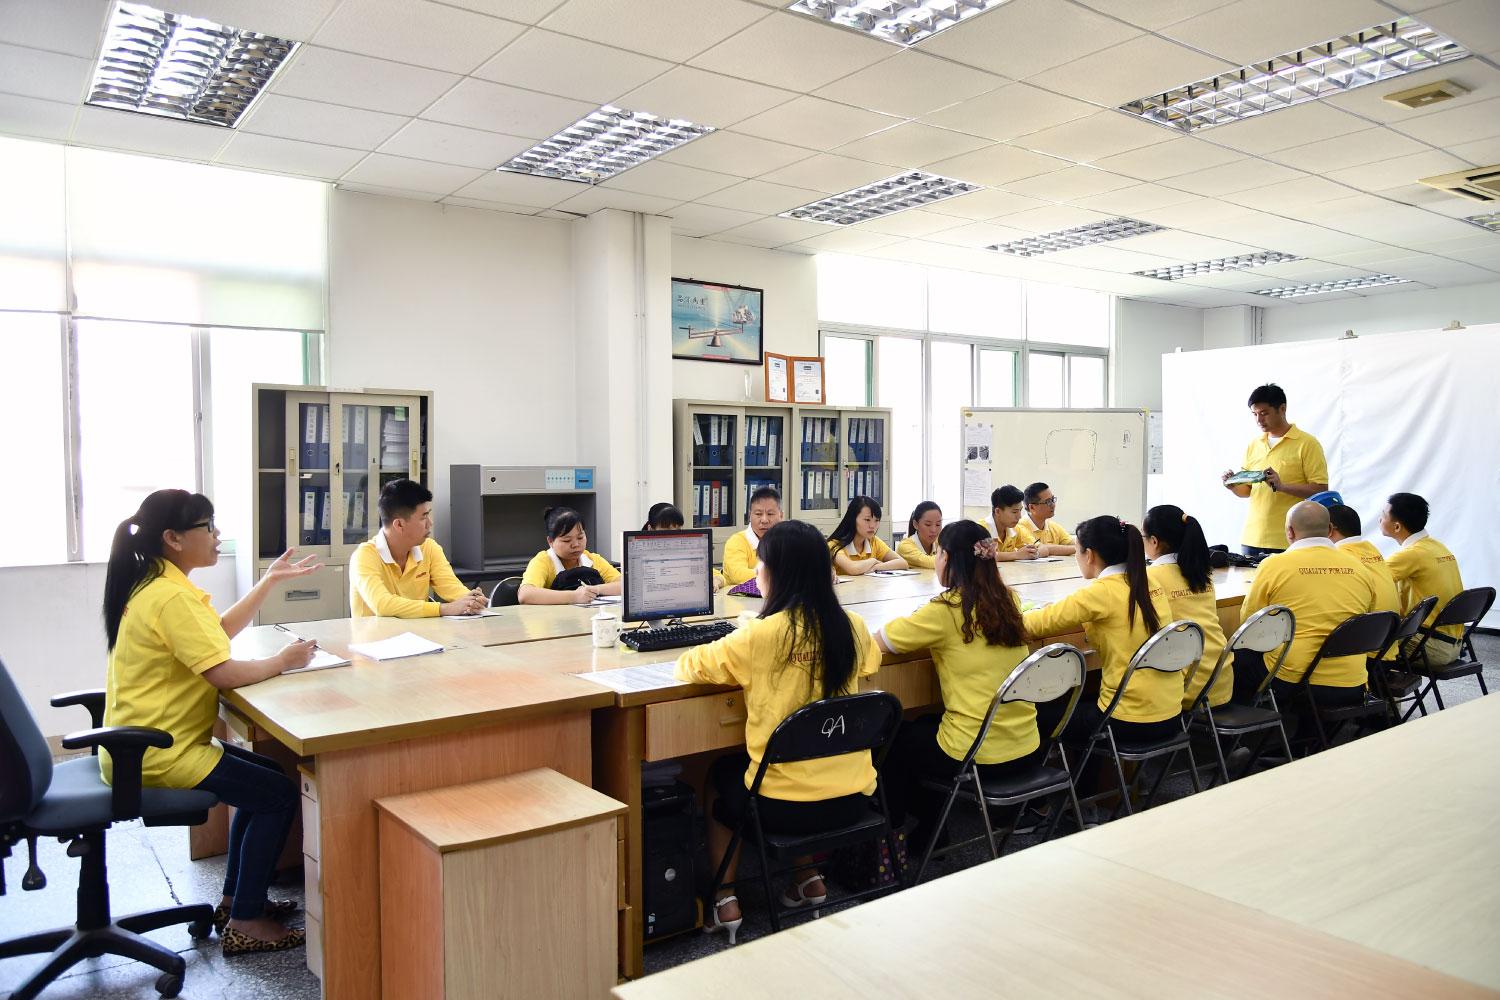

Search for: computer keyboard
xmin=620 ymin=620 xmax=738 ymax=653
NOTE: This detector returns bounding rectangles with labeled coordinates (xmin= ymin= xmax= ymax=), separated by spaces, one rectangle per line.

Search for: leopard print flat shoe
xmin=212 ymin=899 xmax=300 ymax=935
xmin=221 ymin=924 xmax=306 ymax=956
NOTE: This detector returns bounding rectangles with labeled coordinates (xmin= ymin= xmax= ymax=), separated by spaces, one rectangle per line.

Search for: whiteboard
xmin=960 ymin=408 xmax=1150 ymax=532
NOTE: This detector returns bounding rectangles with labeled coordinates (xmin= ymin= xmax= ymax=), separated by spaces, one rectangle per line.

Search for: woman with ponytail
xmin=895 ymin=501 xmax=941 ymax=570
xmin=102 ymin=489 xmax=322 ymax=955
xmin=875 ymin=520 xmax=1041 ymax=851
xmin=1143 ymin=505 xmax=1230 ymax=709
xmin=676 ymin=520 xmax=882 ymax=943
xmin=1024 ymin=515 xmax=1179 ymax=749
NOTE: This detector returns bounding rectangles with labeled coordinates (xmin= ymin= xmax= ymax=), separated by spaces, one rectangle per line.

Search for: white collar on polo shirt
xmin=1335 ymin=535 xmax=1365 ymax=547
xmin=1287 ymin=537 xmax=1335 ymax=551
xmin=374 ymin=529 xmax=422 ymax=566
xmin=844 ymin=537 xmax=873 ymax=558
xmin=1023 ymin=512 xmax=1046 ymax=532
xmin=1099 ymin=563 xmax=1127 ymax=578
xmin=548 ymin=549 xmax=593 ymax=573
xmin=1401 ymin=530 xmax=1429 ymax=548
xmin=1152 ymin=552 xmax=1178 ymax=565
xmin=743 ymin=526 xmax=760 ymax=552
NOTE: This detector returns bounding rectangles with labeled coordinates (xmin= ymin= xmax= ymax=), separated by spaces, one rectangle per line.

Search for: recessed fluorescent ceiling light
xmin=787 ymin=0 xmax=1012 ymax=46
xmin=497 ymin=106 xmax=713 ymax=184
xmin=86 ymin=1 xmax=298 ymax=128
xmin=780 ymin=171 xmax=982 ymax=225
xmin=1120 ymin=17 xmax=1469 ymax=133
xmin=1253 ymin=274 xmax=1412 ymax=299
xmin=1461 ymin=212 xmax=1500 ymax=233
xmin=987 ymin=217 xmax=1166 ymax=257
xmin=1135 ymin=251 xmax=1303 ymax=281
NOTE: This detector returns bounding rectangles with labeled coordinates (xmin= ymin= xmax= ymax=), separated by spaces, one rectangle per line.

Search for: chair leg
xmin=1431 ymin=680 xmax=1447 ymax=710
xmin=752 ymin=825 xmax=780 ymax=934
xmin=1183 ymin=745 xmax=1203 ymax=793
xmin=0 ymin=926 xmax=73 ymax=960
xmin=973 ymin=772 xmax=1000 ymax=860
xmin=5 ymin=926 xmax=185 ymax=1000
xmin=913 ymin=781 xmax=963 ymax=886
xmin=116 ymin=903 xmax=213 ymax=937
xmin=1140 ymin=751 xmax=1174 ymax=809
xmin=1104 ymin=730 xmax=1133 ymax=819
xmin=1206 ymin=717 xmax=1230 ymax=790
xmin=1477 ymin=673 xmax=1489 ymax=696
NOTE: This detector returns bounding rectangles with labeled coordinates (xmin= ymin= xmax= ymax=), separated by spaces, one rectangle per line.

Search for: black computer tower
xmin=642 ymin=779 xmax=698 ymax=941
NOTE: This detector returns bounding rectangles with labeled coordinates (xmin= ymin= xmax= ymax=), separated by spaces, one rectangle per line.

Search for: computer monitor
xmin=622 ymin=529 xmax=715 ymax=625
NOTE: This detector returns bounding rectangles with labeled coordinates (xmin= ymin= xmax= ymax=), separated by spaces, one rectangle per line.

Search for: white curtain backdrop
xmin=1161 ymin=324 xmax=1500 ymax=626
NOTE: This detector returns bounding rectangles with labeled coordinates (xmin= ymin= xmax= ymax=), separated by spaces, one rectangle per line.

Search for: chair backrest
xmin=1214 ymin=604 xmax=1295 ymax=703
xmin=1389 ymin=595 xmax=1438 ymax=649
xmin=1432 ymin=587 xmax=1496 ymax=631
xmin=1302 ymin=611 xmax=1399 ymax=686
xmin=1098 ymin=621 xmax=1203 ymax=727
xmin=759 ymin=691 xmax=903 ymax=772
xmin=952 ymin=644 xmax=1086 ymax=769
xmin=0 ymin=658 xmax=54 ymax=823
xmin=490 ymin=577 xmax=522 ymax=607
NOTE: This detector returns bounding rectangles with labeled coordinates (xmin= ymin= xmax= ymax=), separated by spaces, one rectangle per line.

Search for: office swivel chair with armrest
xmin=0 ymin=660 xmax=217 ymax=999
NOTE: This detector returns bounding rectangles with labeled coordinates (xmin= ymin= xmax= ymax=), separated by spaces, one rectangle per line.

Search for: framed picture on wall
xmin=671 ymin=278 xmax=763 ymax=365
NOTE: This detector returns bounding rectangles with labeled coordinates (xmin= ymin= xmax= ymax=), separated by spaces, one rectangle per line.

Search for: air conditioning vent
xmin=1418 ymin=165 xmax=1500 ymax=203
xmin=1382 ymin=79 xmax=1469 ymax=109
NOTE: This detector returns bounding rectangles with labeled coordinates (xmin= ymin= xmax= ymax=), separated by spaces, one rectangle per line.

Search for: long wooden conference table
xmin=220 ymin=561 xmax=1259 ymax=997
xmin=613 ymin=694 xmax=1500 ymax=999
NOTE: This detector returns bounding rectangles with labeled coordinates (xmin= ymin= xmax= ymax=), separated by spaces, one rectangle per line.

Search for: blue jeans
xmin=193 ymin=742 xmax=299 ymax=920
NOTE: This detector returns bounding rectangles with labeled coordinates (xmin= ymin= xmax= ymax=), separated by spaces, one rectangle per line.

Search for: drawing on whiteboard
xmin=1044 ymin=429 xmax=1097 ymax=471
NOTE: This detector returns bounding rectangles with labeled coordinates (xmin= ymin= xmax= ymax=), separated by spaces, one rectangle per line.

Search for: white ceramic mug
xmin=592 ymin=612 xmax=620 ymax=648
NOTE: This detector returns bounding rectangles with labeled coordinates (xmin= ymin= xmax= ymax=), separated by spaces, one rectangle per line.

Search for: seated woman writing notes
xmin=517 ymin=506 xmax=622 ymax=605
xmin=676 ymin=520 xmax=883 ymax=944
xmin=827 ymin=495 xmax=908 ymax=575
xmin=895 ymin=501 xmax=941 ymax=570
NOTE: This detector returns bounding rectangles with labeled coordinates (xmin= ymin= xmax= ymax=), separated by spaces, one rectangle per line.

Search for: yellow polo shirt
xmin=1148 ymin=559 xmax=1230 ymax=709
xmin=722 ymin=528 xmax=761 ymax=585
xmin=987 ymin=523 xmax=1029 ymax=552
xmin=879 ymin=594 xmax=1036 ymax=765
xmin=102 ymin=561 xmax=229 ymax=788
xmin=1023 ymin=570 xmax=1178 ymax=723
xmin=675 ymin=608 xmax=881 ymax=801
xmin=1239 ymin=424 xmax=1328 ymax=550
xmin=1386 ymin=532 xmax=1465 ymax=644
xmin=1335 ymin=539 xmax=1400 ymax=615
xmin=828 ymin=536 xmax=893 ymax=563
xmin=895 ymin=535 xmax=936 ymax=570
xmin=350 ymin=532 xmax=470 ymax=617
xmin=519 ymin=548 xmax=620 ymax=590
xmin=1015 ymin=515 xmax=1074 ymax=549
xmin=1240 ymin=539 xmax=1378 ymax=688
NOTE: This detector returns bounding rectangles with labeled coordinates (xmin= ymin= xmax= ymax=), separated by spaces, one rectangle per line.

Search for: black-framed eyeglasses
xmin=187 ymin=519 xmax=217 ymax=532
xmin=1034 ymin=497 xmax=1059 ymax=506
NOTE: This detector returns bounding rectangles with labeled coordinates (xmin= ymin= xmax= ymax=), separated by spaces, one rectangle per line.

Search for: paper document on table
xmin=1035 ymin=556 xmax=1064 ymax=563
xmin=583 ymin=595 xmax=623 ymax=607
xmin=963 ymin=467 xmax=992 ymax=507
xmin=347 ymin=632 xmax=444 ymax=661
xmin=576 ymin=661 xmax=686 ymax=694
xmin=282 ymin=648 xmax=352 ymax=674
xmin=871 ymin=569 xmax=919 ymax=577
xmin=441 ymin=609 xmax=503 ymax=619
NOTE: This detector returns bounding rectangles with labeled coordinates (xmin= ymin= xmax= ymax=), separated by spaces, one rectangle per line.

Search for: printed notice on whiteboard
xmin=964 ymin=423 xmax=992 ymax=463
xmin=963 ymin=467 xmax=992 ymax=507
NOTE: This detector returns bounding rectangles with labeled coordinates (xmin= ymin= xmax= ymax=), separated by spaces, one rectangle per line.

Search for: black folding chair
xmin=1183 ymin=605 xmax=1296 ymax=787
xmin=912 ymin=643 xmax=1088 ymax=885
xmin=1289 ymin=611 xmax=1399 ymax=752
xmin=706 ymin=690 xmax=905 ymax=934
xmin=1368 ymin=596 xmax=1436 ymax=724
xmin=1070 ymin=620 xmax=1205 ymax=820
xmin=1401 ymin=587 xmax=1495 ymax=717
xmin=488 ymin=576 xmax=522 ymax=606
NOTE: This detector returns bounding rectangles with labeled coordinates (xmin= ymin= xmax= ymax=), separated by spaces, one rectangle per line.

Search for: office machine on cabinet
xmin=449 ymin=465 xmax=598 ymax=582
xmin=246 ymin=383 xmax=432 ymax=625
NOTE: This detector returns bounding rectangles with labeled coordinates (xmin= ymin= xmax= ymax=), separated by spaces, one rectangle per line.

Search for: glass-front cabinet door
xmin=798 ymin=411 xmax=840 ymax=513
xmin=286 ymin=393 xmax=333 ymax=548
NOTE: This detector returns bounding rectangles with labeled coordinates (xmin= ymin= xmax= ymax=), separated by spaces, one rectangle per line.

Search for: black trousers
xmin=709 ymin=753 xmax=872 ymax=834
xmin=1230 ymin=648 xmax=1365 ymax=742
xmin=882 ymin=714 xmax=1045 ymax=836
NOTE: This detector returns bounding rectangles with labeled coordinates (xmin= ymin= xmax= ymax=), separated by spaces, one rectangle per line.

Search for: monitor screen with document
xmin=622 ymin=529 xmax=715 ymax=623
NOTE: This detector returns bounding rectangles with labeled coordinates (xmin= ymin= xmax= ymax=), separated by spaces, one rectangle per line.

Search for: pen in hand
xmin=273 ymin=622 xmax=319 ymax=651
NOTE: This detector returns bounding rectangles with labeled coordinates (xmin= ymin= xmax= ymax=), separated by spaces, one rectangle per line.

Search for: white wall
xmin=1113 ymin=298 xmax=1204 ymax=411
xmin=326 ymin=191 xmax=577 ymax=548
xmin=669 ymin=237 xmax=818 ymax=403
xmin=1203 ymin=305 xmax=1258 ymax=350
xmin=1260 ymin=280 xmax=1500 ymax=344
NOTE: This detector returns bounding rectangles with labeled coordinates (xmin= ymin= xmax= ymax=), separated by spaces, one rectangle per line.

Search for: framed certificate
xmin=765 ymin=353 xmax=825 ymax=405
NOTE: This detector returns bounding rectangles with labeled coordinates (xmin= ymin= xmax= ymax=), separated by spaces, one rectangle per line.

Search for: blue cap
xmin=1308 ymin=490 xmax=1343 ymax=508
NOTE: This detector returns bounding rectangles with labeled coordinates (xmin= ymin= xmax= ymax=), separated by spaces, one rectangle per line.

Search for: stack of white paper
xmin=576 ymin=661 xmax=686 ymax=694
xmin=347 ymin=632 xmax=444 ymax=661
xmin=282 ymin=648 xmax=352 ymax=674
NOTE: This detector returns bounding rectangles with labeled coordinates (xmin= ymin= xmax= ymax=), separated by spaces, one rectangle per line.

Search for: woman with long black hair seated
xmin=675 ymin=520 xmax=882 ymax=944
xmin=102 ymin=489 xmax=320 ymax=954
xmin=827 ymin=495 xmax=908 ymax=576
xmin=1143 ymin=505 xmax=1230 ymax=710
xmin=875 ymin=520 xmax=1040 ymax=853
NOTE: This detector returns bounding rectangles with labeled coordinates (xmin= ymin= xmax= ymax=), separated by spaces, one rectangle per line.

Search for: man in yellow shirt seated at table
xmin=349 ymin=479 xmax=487 ymax=618
xmin=986 ymin=485 xmax=1041 ymax=561
xmin=1015 ymin=482 xmax=1076 ymax=556
xmin=1381 ymin=492 xmax=1467 ymax=668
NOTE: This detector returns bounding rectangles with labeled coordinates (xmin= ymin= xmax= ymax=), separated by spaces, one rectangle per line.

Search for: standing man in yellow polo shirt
xmin=1221 ymin=384 xmax=1329 ymax=558
xmin=1381 ymin=492 xmax=1466 ymax=667
xmin=349 ymin=479 xmax=486 ymax=617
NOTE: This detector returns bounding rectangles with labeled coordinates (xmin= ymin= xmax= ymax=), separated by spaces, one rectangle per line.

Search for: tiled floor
xmin=4 ymin=636 xmax=1495 ymax=998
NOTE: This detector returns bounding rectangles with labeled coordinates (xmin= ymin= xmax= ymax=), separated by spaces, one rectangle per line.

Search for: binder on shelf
xmin=351 ymin=491 xmax=367 ymax=535
xmin=318 ymin=487 xmax=332 ymax=545
xmin=317 ymin=405 xmax=331 ymax=470
xmin=300 ymin=404 xmax=319 ymax=470
xmin=301 ymin=488 xmax=318 ymax=545
xmin=768 ymin=421 xmax=779 ymax=467
xmin=350 ymin=405 xmax=368 ymax=470
xmin=693 ymin=416 xmax=705 ymax=466
xmin=801 ymin=418 xmax=812 ymax=462
xmin=874 ymin=419 xmax=884 ymax=463
xmin=720 ymin=483 xmax=729 ymax=526
xmin=756 ymin=417 xmax=768 ymax=466
xmin=851 ymin=419 xmax=863 ymax=463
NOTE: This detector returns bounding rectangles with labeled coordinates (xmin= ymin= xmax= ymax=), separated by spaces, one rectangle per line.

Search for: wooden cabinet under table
xmin=375 ymin=768 xmax=626 ymax=1000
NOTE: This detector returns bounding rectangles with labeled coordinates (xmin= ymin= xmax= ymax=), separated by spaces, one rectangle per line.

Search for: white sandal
xmin=704 ymin=895 xmax=743 ymax=945
xmin=777 ymin=873 xmax=828 ymax=909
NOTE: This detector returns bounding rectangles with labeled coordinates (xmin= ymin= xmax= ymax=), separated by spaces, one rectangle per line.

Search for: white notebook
xmin=282 ymin=648 xmax=351 ymax=674
xmin=347 ymin=632 xmax=445 ymax=661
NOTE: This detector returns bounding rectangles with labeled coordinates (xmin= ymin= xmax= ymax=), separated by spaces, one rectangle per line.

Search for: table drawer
xmin=644 ymin=692 xmax=746 ymax=761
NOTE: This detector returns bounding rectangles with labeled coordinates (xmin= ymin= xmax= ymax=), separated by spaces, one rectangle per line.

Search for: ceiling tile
xmin=163 ymin=0 xmax=342 ymax=40
xmin=378 ymin=119 xmax=534 ymax=168
xmin=239 ymin=94 xmax=408 ymax=149
xmin=924 ymin=188 xmax=1053 ymax=220
xmin=1327 ymin=149 xmax=1476 ymax=192
xmin=997 ymin=205 xmax=1115 ymax=233
xmin=687 ymin=12 xmax=894 ymax=92
xmin=1322 ymin=59 xmax=1500 ymax=123
xmin=733 ymin=96 xmax=902 ymax=150
xmin=310 ymin=0 xmax=525 ymax=73
xmin=0 ymin=41 xmax=90 ymax=103
xmin=271 ymin=46 xmax=462 ymax=116
xmin=1224 ymin=175 xmax=1358 ymax=210
xmin=919 ymin=0 xmax=1140 ymax=78
xmin=1070 ymin=182 xmax=1203 ymax=216
xmin=1161 ymin=157 xmax=1306 ymax=196
xmin=1128 ymin=199 xmax=1266 ymax=230
xmin=1387 ymin=96 xmax=1500 ymax=146
xmin=340 ymin=152 xmax=487 ymax=195
xmin=471 ymin=28 xmax=671 ymax=104
xmin=0 ymin=0 xmax=109 ymax=57
xmin=1372 ymin=182 xmax=1487 ymax=216
xmin=1027 ymin=34 xmax=1235 ymax=106
xmin=923 ymin=220 xmax=1037 ymax=247
xmin=1448 ymin=136 xmax=1500 ymax=166
xmin=852 ymin=209 xmax=971 ymax=237
xmin=215 ymin=132 xmax=367 ymax=178
xmin=601 ymin=160 xmax=740 ymax=200
xmin=420 ymin=78 xmax=594 ymax=138
xmin=70 ymin=105 xmax=229 ymax=160
xmin=1420 ymin=0 xmax=1500 ymax=55
xmin=1204 ymin=101 xmax=1369 ymax=154
xmin=617 ymin=67 xmax=795 ymax=129
xmin=656 ymin=129 xmax=813 ymax=177
xmin=717 ymin=216 xmax=831 ymax=245
xmin=450 ymin=169 xmax=580 ymax=207
xmin=1159 ymin=0 xmax=1395 ymax=64
xmin=663 ymin=202 xmax=764 ymax=235
xmin=1269 ymin=127 xmax=1430 ymax=173
xmin=1072 ymin=0 xmax=1238 ymax=30
xmin=440 ymin=0 xmax=568 ymax=25
xmin=336 ymin=181 xmax=441 ymax=202
xmin=695 ymin=178 xmax=829 ymax=214
xmin=1001 ymin=165 xmax=1138 ymax=202
xmin=833 ymin=123 xmax=992 ymax=169
xmin=539 ymin=0 xmax=771 ymax=62
xmin=791 ymin=228 xmax=904 ymax=253
xmin=920 ymin=83 xmax=1096 ymax=143
xmin=813 ymin=50 xmax=1004 ymax=120
xmin=439 ymin=196 xmax=545 ymax=214
xmin=756 ymin=153 xmax=897 ymax=194
xmin=1013 ymin=111 xmax=1172 ymax=164
xmin=1041 ymin=245 xmax=1183 ymax=271
xmin=1111 ymin=229 xmax=1261 ymax=260
xmin=552 ymin=186 xmax=683 ymax=214
xmin=0 ymin=92 xmax=76 ymax=141
xmin=1090 ymin=136 xmax=1244 ymax=180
